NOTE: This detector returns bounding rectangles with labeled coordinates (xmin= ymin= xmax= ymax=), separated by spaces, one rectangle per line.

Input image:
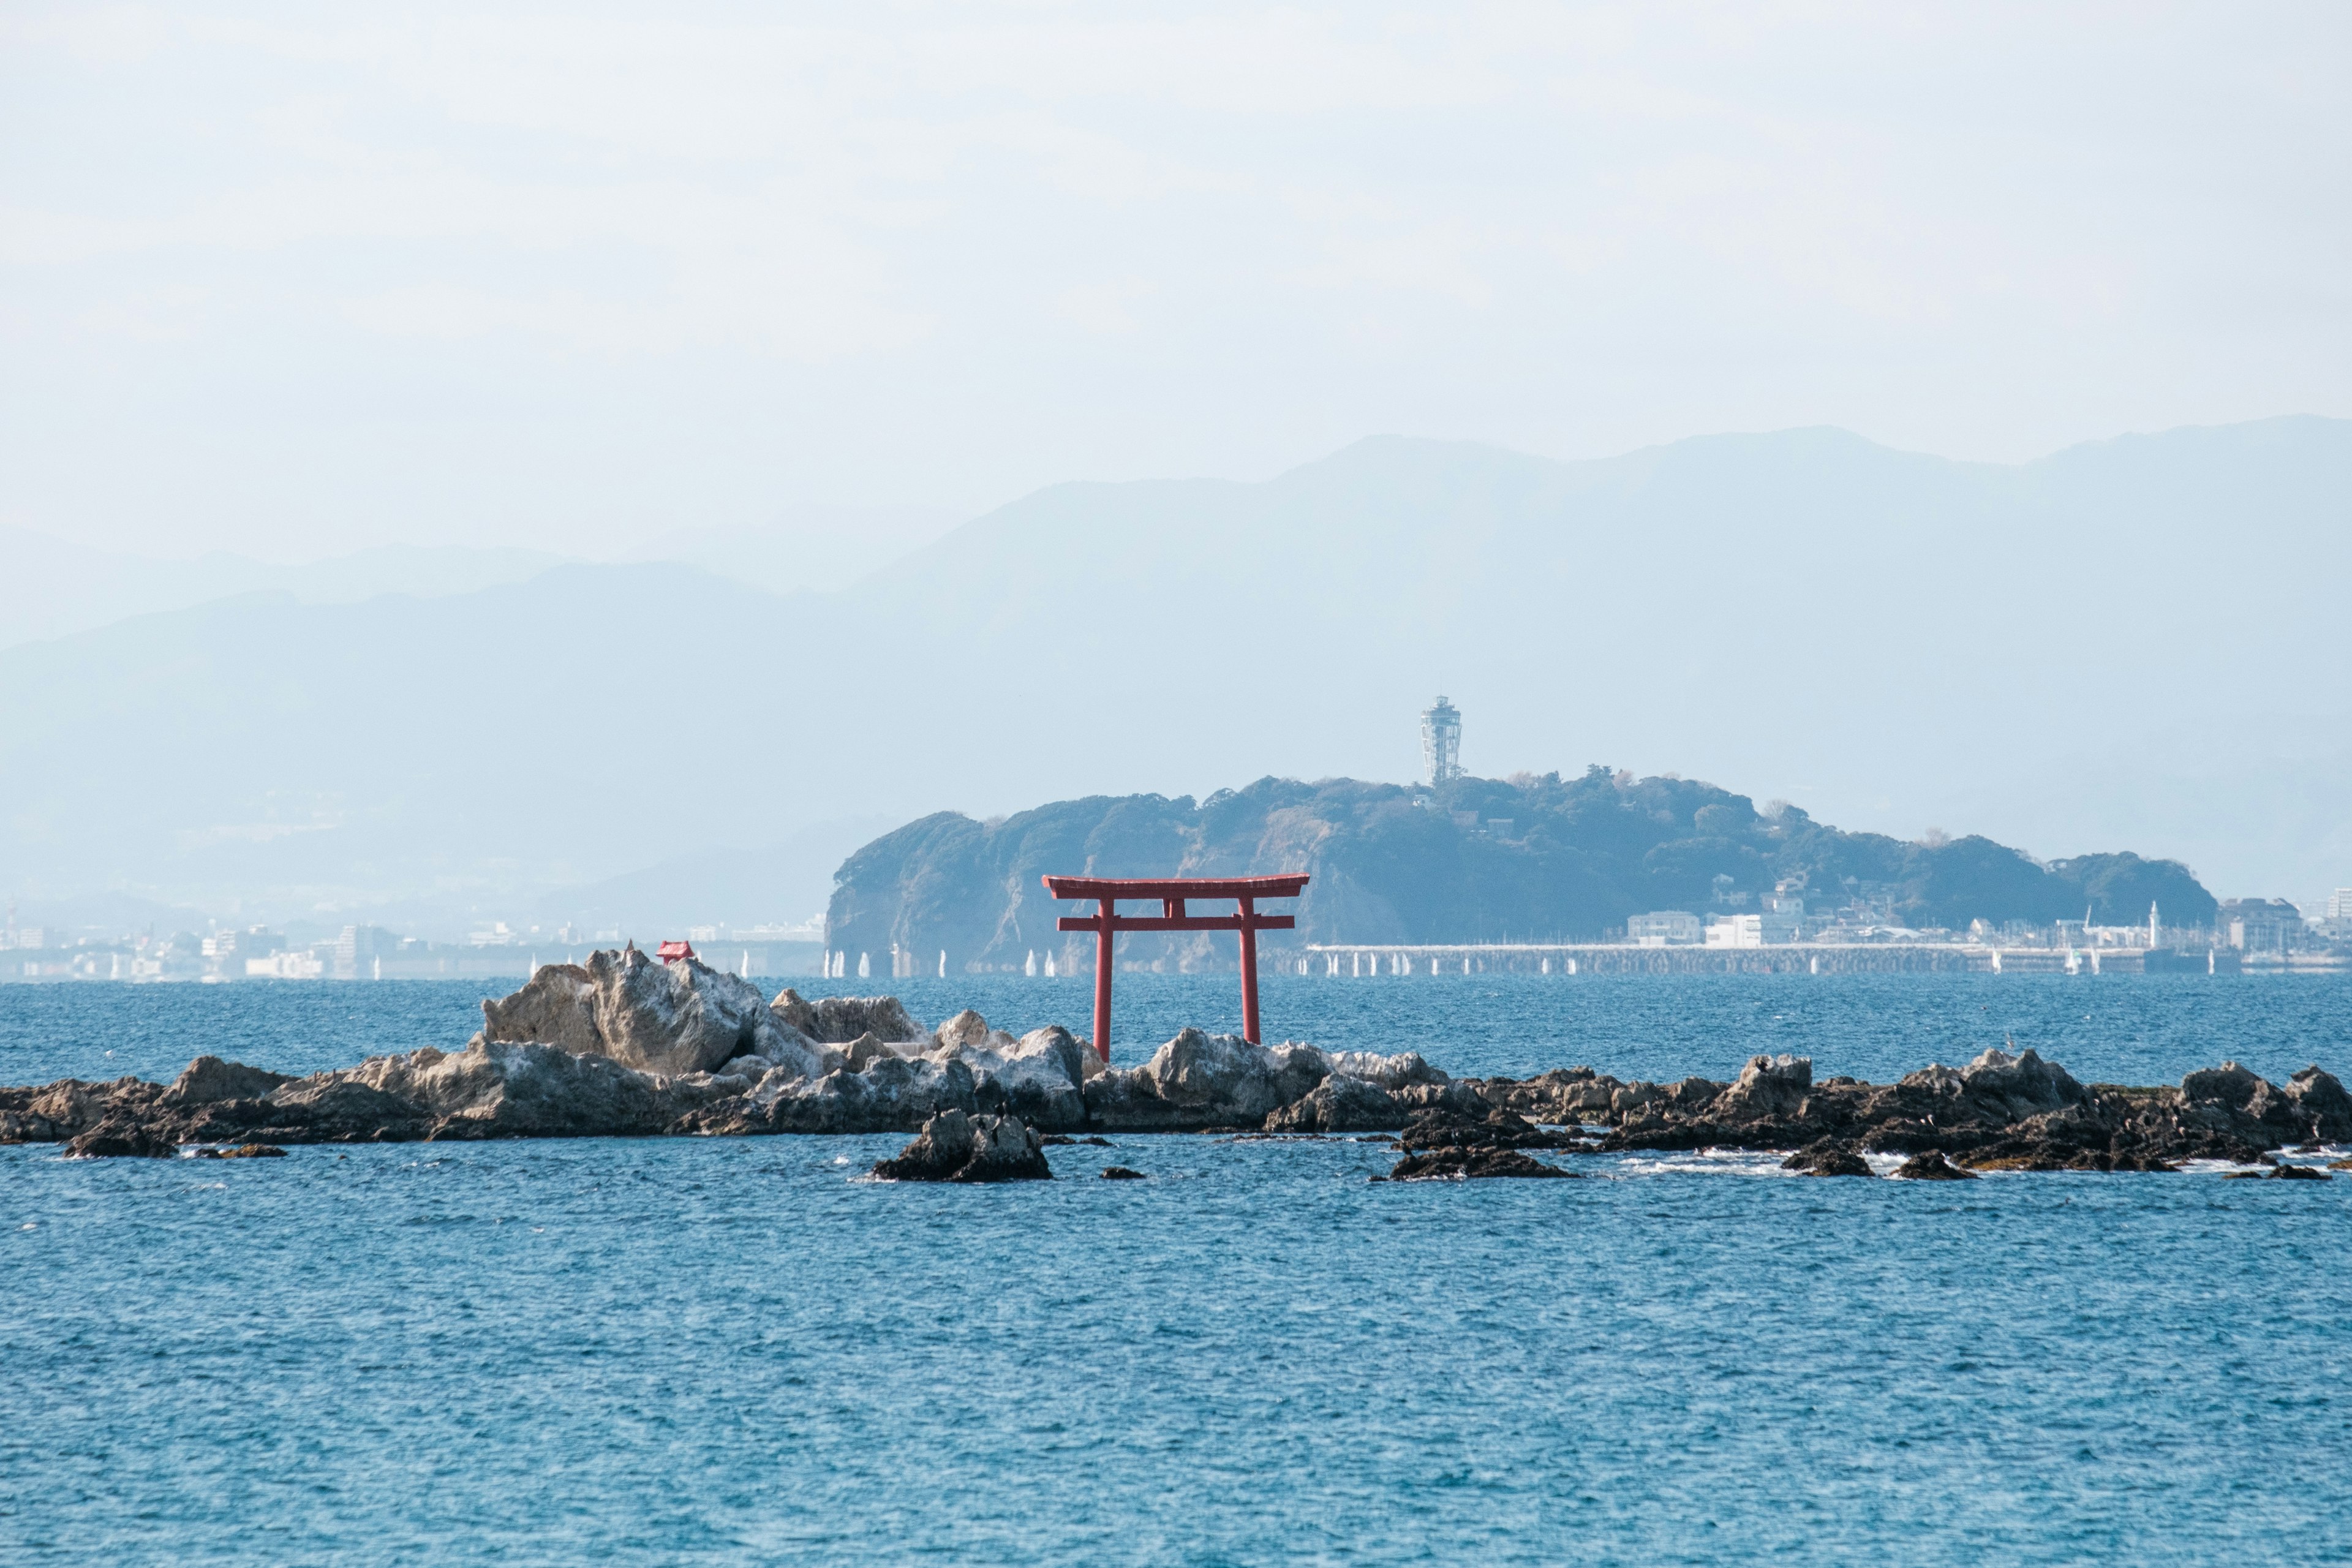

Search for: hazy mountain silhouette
xmin=2 ymin=418 xmax=2344 ymax=930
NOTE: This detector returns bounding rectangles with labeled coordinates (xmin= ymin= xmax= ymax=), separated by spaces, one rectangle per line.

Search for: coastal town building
xmin=1627 ymin=911 xmax=1702 ymax=946
xmin=2217 ymin=898 xmax=2307 ymax=952
xmin=1705 ymin=914 xmax=1766 ymax=948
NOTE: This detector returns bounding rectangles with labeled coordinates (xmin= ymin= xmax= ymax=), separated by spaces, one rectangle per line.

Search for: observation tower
xmin=1421 ymin=695 xmax=1463 ymax=785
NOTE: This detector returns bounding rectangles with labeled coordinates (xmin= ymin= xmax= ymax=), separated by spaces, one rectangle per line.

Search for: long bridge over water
xmin=1299 ymin=943 xmax=2342 ymax=976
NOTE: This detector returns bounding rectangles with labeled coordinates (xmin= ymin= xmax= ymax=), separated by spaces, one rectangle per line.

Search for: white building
xmin=1706 ymin=914 xmax=1765 ymax=948
xmin=1627 ymin=911 xmax=1702 ymax=946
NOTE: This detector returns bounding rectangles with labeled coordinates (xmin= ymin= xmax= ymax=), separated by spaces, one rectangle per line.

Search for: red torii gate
xmin=1043 ymin=873 xmax=1309 ymax=1061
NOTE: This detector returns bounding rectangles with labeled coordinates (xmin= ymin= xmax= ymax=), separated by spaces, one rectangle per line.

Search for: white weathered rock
xmin=477 ymin=948 xmax=830 ymax=1079
xmin=933 ymin=1023 xmax=1089 ymax=1129
xmin=336 ymin=1038 xmax=735 ymax=1137
xmin=1083 ymin=1028 xmax=1338 ymax=1130
xmin=771 ymin=989 xmax=927 ymax=1046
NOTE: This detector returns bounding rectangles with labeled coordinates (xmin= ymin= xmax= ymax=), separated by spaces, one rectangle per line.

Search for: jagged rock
xmin=2180 ymin=1061 xmax=2266 ymax=1110
xmin=933 ymin=1009 xmax=995 ymax=1051
xmin=477 ymin=949 xmax=831 ymax=1079
xmin=1080 ymin=1029 xmax=1441 ymax=1132
xmin=1891 ymin=1150 xmax=1976 ymax=1180
xmin=1322 ymin=1050 xmax=1449 ymax=1091
xmin=950 ymin=1023 xmax=1091 ymax=1129
xmin=1782 ymin=1139 xmax=1874 ymax=1177
xmin=1102 ymin=1166 xmax=1147 ymax=1180
xmin=771 ymin=989 xmax=926 ymax=1046
xmin=842 ymin=1032 xmax=910 ymax=1072
xmin=260 ymin=1076 xmax=435 ymax=1140
xmin=1719 ymin=1054 xmax=1814 ymax=1120
xmin=1264 ymin=1074 xmax=1405 ymax=1133
xmin=1953 ymin=1047 xmax=2084 ymax=1118
xmin=1396 ymin=1105 xmax=1567 ymax=1153
xmin=160 ymin=1056 xmax=295 ymax=1108
xmin=478 ymin=963 xmax=602 ymax=1055
xmin=1385 ymin=1147 xmax=1578 ymax=1180
xmin=2283 ymin=1067 xmax=2352 ymax=1141
xmin=1469 ymin=1066 xmax=1624 ymax=1123
xmin=1084 ymin=1028 xmax=1283 ymax=1129
xmin=871 ymin=1110 xmax=1051 ymax=1182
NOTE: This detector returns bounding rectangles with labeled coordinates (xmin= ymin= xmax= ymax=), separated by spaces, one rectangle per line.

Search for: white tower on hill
xmin=1421 ymin=696 xmax=1463 ymax=786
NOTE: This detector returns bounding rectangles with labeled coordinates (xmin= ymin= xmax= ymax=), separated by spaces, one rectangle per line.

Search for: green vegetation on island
xmin=826 ymin=771 xmax=2218 ymax=970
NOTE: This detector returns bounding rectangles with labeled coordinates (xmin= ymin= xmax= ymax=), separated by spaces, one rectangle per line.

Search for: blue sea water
xmin=4 ymin=973 xmax=2350 ymax=1565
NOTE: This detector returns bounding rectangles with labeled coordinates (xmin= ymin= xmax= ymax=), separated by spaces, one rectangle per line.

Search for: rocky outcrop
xmin=66 ymin=1117 xmax=177 ymax=1158
xmin=871 ymin=1111 xmax=1052 ymax=1182
xmin=1466 ymin=1048 xmax=2342 ymax=1173
xmin=1262 ymin=1072 xmax=1482 ymax=1133
xmin=6 ymin=964 xmax=2340 ymax=1177
xmin=480 ymin=949 xmax=837 ymax=1079
xmin=160 ymin=1056 xmax=295 ymax=1108
xmin=1782 ymin=1140 xmax=1874 ymax=1177
xmin=1084 ymin=1029 xmax=1452 ymax=1133
xmin=2224 ymin=1164 xmax=2333 ymax=1182
xmin=772 ymin=989 xmax=927 ymax=1048
xmin=1387 ymin=1146 xmax=1579 ymax=1180
xmin=1892 ymin=1150 xmax=1976 ymax=1180
xmin=1379 ymin=1104 xmax=1585 ymax=1180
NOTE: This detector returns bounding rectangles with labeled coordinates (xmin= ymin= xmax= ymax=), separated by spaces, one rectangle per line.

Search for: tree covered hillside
xmin=824 ymin=772 xmax=2217 ymax=971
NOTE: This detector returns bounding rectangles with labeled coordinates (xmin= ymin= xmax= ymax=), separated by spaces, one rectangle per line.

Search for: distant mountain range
xmin=1 ymin=417 xmax=2345 ymax=933
xmin=0 ymin=530 xmax=567 ymax=649
xmin=823 ymin=774 xmax=2219 ymax=970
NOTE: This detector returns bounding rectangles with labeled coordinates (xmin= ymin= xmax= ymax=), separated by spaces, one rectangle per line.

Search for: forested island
xmin=824 ymin=771 xmax=2215 ymax=971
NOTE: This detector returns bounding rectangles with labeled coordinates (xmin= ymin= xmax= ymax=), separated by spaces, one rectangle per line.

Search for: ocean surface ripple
xmin=4 ymin=974 xmax=2348 ymax=1564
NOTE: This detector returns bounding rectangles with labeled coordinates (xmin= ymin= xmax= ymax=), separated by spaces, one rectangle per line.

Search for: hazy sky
xmin=3 ymin=1 xmax=2346 ymax=561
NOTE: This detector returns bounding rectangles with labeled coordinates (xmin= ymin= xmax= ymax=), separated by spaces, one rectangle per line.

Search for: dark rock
xmin=66 ymin=1117 xmax=175 ymax=1158
xmin=194 ymin=1144 xmax=287 ymax=1159
xmin=2263 ymin=1163 xmax=2332 ymax=1181
xmin=1265 ymin=1071 xmax=1486 ymax=1133
xmin=1467 ymin=1066 xmax=1623 ymax=1125
xmin=2283 ymin=1066 xmax=2352 ymax=1142
xmin=871 ymin=1110 xmax=1051 ymax=1182
xmin=1385 ymin=1147 xmax=1579 ymax=1180
xmin=1101 ymin=1166 xmax=1147 ymax=1180
xmin=2180 ymin=1061 xmax=2265 ymax=1111
xmin=1263 ymin=1073 xmax=1401 ymax=1133
xmin=160 ymin=1057 xmax=295 ymax=1108
xmin=1396 ymin=1105 xmax=1570 ymax=1153
xmin=1782 ymin=1140 xmax=1874 ymax=1177
xmin=1891 ymin=1150 xmax=1976 ymax=1181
